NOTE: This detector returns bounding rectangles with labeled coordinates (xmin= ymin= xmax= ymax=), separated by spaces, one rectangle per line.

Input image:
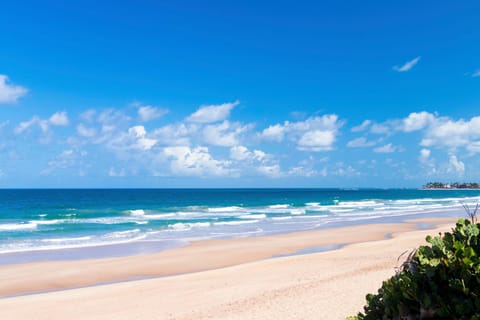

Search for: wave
xmin=41 ymin=236 xmax=92 ymax=243
xmin=29 ymin=219 xmax=63 ymax=225
xmin=337 ymin=200 xmax=381 ymax=207
xmin=207 ymin=206 xmax=244 ymax=213
xmin=305 ymin=202 xmax=320 ymax=206
xmin=238 ymin=214 xmax=267 ymax=219
xmin=268 ymin=204 xmax=290 ymax=209
xmin=290 ymin=209 xmax=306 ymax=215
xmin=0 ymin=222 xmax=38 ymax=231
xmin=129 ymin=209 xmax=145 ymax=216
xmin=143 ymin=213 xmax=176 ymax=219
xmin=0 ymin=233 xmax=149 ymax=254
xmin=168 ymin=222 xmax=211 ymax=231
xmin=214 ymin=220 xmax=259 ymax=226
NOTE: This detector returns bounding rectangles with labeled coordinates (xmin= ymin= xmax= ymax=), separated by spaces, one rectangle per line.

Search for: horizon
xmin=1 ymin=1 xmax=480 ymax=188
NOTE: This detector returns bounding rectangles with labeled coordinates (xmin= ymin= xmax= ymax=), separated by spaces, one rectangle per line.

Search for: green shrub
xmin=351 ymin=217 xmax=480 ymax=319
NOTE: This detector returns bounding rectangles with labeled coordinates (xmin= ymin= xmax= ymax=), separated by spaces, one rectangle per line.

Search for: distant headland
xmin=423 ymin=182 xmax=480 ymax=189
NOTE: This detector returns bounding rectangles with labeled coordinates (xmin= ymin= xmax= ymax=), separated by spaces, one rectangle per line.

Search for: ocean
xmin=1 ymin=188 xmax=479 ymax=262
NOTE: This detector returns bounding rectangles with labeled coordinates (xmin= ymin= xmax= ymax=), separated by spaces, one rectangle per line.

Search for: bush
xmin=350 ymin=216 xmax=480 ymax=319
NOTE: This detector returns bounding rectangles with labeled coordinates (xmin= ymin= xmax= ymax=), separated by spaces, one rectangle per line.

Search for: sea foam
xmin=0 ymin=222 xmax=38 ymax=231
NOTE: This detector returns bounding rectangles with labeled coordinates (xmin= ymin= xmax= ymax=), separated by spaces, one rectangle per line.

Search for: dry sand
xmin=0 ymin=217 xmax=457 ymax=320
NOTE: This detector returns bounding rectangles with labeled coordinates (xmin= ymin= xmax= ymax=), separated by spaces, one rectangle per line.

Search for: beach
xmin=0 ymin=217 xmax=457 ymax=319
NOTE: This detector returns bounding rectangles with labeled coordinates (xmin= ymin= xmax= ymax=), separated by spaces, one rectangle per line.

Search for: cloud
xmin=137 ymin=105 xmax=168 ymax=122
xmin=98 ymin=109 xmax=131 ymax=132
xmin=361 ymin=111 xmax=435 ymax=135
xmin=229 ymin=145 xmax=266 ymax=162
xmin=402 ymin=111 xmax=435 ymax=132
xmin=163 ymin=146 xmax=232 ymax=177
xmin=186 ymin=101 xmax=239 ymax=123
xmin=393 ymin=56 xmax=421 ymax=72
xmin=108 ymin=126 xmax=157 ymax=152
xmin=420 ymin=116 xmax=480 ymax=152
xmin=297 ymin=130 xmax=335 ymax=151
xmin=49 ymin=111 xmax=69 ymax=126
xmin=419 ymin=148 xmax=431 ymax=161
xmin=260 ymin=114 xmax=343 ymax=152
xmin=347 ymin=137 xmax=377 ymax=148
xmin=374 ymin=143 xmax=397 ymax=153
xmin=360 ymin=112 xmax=480 ymax=155
xmin=0 ymin=75 xmax=27 ymax=104
xmin=351 ymin=120 xmax=371 ymax=132
xmin=472 ymin=70 xmax=480 ymax=78
xmin=370 ymin=123 xmax=392 ymax=135
xmin=447 ymin=154 xmax=465 ymax=175
xmin=152 ymin=124 xmax=193 ymax=146
xmin=287 ymin=166 xmax=317 ymax=177
xmin=418 ymin=148 xmax=436 ymax=175
xmin=41 ymin=149 xmax=88 ymax=176
xmin=256 ymin=164 xmax=283 ymax=178
xmin=80 ymin=109 xmax=96 ymax=122
xmin=333 ymin=162 xmax=361 ymax=177
xmin=76 ymin=124 xmax=97 ymax=138
xmin=15 ymin=116 xmax=47 ymax=135
xmin=152 ymin=123 xmax=195 ymax=146
xmin=202 ymin=121 xmax=252 ymax=147
xmin=14 ymin=111 xmax=69 ymax=137
xmin=261 ymin=124 xmax=285 ymax=142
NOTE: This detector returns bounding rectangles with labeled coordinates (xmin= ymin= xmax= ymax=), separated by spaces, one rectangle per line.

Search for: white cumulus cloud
xmin=202 ymin=121 xmax=251 ymax=147
xmin=297 ymin=130 xmax=335 ymax=151
xmin=420 ymin=116 xmax=480 ymax=152
xmin=49 ymin=111 xmax=69 ymax=126
xmin=230 ymin=145 xmax=267 ymax=162
xmin=402 ymin=111 xmax=435 ymax=132
xmin=108 ymin=126 xmax=157 ymax=152
xmin=261 ymin=124 xmax=285 ymax=142
xmin=164 ymin=146 xmax=232 ymax=177
xmin=260 ymin=114 xmax=342 ymax=152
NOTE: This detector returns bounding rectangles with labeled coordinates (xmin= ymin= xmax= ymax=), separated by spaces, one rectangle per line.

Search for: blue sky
xmin=1 ymin=1 xmax=480 ymax=188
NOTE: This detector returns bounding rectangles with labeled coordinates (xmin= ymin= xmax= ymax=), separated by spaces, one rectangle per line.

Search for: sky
xmin=1 ymin=1 xmax=480 ymax=188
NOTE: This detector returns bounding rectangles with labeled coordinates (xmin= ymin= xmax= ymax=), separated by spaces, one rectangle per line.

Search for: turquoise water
xmin=0 ymin=189 xmax=479 ymax=256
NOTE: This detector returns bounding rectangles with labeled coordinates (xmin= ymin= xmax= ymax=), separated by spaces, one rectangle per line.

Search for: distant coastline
xmin=423 ymin=182 xmax=480 ymax=190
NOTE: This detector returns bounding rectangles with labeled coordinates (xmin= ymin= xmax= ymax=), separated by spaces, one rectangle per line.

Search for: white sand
xmin=0 ymin=217 xmax=456 ymax=319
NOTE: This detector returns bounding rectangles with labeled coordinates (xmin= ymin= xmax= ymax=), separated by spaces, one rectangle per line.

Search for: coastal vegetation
xmin=423 ymin=182 xmax=480 ymax=189
xmin=349 ymin=207 xmax=480 ymax=319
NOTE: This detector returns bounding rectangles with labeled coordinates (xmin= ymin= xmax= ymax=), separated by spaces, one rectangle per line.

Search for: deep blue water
xmin=0 ymin=188 xmax=479 ymax=255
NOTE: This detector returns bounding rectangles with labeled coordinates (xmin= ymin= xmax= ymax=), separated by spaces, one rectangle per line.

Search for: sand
xmin=0 ymin=217 xmax=457 ymax=320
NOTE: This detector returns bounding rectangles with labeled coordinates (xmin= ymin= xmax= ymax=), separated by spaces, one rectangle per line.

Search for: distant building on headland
xmin=423 ymin=182 xmax=480 ymax=189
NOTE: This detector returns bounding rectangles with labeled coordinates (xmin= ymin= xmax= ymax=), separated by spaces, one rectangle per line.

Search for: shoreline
xmin=0 ymin=208 xmax=461 ymax=266
xmin=0 ymin=216 xmax=459 ymax=319
xmin=0 ymin=216 xmax=457 ymax=297
xmin=0 ymin=216 xmax=458 ymax=319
